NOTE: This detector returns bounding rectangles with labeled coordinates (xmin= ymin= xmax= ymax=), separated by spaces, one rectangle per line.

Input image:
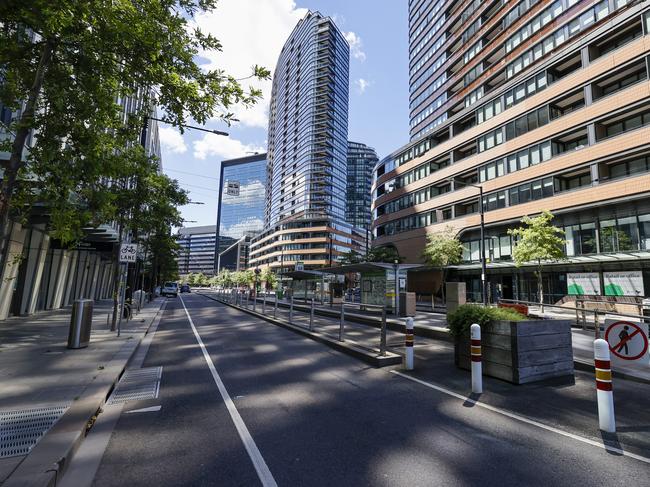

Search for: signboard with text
xmin=603 ymin=271 xmax=644 ymax=296
xmin=567 ymin=272 xmax=601 ymax=295
xmin=226 ymin=180 xmax=240 ymax=196
xmin=119 ymin=243 xmax=138 ymax=263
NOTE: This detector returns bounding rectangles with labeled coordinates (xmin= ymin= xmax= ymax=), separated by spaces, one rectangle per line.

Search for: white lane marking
xmin=180 ymin=295 xmax=278 ymax=487
xmin=390 ymin=370 xmax=650 ymax=465
xmin=126 ymin=405 xmax=162 ymax=414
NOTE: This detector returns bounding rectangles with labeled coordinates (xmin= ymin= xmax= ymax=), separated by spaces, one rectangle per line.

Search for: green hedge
xmin=447 ymin=304 xmax=526 ymax=338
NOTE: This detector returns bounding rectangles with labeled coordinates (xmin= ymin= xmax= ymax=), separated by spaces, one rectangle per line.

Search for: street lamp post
xmin=393 ymin=259 xmax=400 ymax=316
xmin=450 ymin=178 xmax=487 ymax=306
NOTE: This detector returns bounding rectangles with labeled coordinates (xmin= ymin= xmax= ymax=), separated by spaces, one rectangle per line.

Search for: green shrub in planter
xmin=447 ymin=304 xmax=525 ymax=338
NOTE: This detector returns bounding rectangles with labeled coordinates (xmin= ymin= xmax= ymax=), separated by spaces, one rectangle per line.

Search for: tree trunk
xmin=111 ymin=223 xmax=124 ymax=331
xmin=537 ymin=261 xmax=544 ymax=314
xmin=0 ymin=39 xmax=54 ymax=270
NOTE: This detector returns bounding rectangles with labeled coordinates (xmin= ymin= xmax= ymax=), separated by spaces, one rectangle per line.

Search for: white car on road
xmin=161 ymin=282 xmax=179 ymax=298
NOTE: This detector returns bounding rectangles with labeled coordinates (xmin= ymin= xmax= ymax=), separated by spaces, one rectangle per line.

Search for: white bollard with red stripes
xmin=594 ymin=339 xmax=615 ymax=433
xmin=470 ymin=323 xmax=483 ymax=394
xmin=404 ymin=317 xmax=414 ymax=370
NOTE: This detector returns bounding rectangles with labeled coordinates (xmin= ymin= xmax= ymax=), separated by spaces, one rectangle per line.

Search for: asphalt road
xmin=82 ymin=293 xmax=649 ymax=486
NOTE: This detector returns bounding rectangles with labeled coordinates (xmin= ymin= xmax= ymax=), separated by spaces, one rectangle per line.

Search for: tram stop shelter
xmin=319 ymin=262 xmax=425 ymax=312
xmin=283 ymin=269 xmax=338 ymax=303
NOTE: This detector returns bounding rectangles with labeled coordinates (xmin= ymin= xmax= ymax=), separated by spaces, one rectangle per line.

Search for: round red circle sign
xmin=605 ymin=321 xmax=649 ymax=361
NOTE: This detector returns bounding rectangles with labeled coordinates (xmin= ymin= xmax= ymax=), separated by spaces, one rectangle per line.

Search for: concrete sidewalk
xmin=0 ymin=297 xmax=166 ymax=485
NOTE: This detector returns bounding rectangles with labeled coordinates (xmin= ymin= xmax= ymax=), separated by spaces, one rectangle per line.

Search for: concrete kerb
xmin=2 ymin=299 xmax=167 ymax=487
xmin=199 ymin=293 xmax=402 ymax=368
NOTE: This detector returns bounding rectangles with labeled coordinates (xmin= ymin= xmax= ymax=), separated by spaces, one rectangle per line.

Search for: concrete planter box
xmin=455 ymin=319 xmax=574 ymax=384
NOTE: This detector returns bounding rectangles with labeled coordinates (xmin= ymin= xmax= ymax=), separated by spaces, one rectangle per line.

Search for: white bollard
xmin=594 ymin=339 xmax=615 ymax=433
xmin=470 ymin=323 xmax=483 ymax=394
xmin=404 ymin=317 xmax=414 ymax=370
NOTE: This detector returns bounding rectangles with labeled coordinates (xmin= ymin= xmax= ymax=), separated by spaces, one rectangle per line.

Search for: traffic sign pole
xmin=594 ymin=339 xmax=615 ymax=433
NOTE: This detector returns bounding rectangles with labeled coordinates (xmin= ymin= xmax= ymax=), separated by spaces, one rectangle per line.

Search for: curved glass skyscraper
xmin=265 ymin=11 xmax=350 ymax=225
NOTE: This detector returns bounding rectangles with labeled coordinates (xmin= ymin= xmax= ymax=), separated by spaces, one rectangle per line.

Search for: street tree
xmin=260 ymin=268 xmax=277 ymax=291
xmin=0 ymin=0 xmax=270 ymax=264
xmin=508 ymin=210 xmax=565 ymax=310
xmin=216 ymin=269 xmax=233 ymax=289
xmin=422 ymin=227 xmax=464 ymax=302
xmin=367 ymin=245 xmax=403 ymax=263
xmin=340 ymin=249 xmax=363 ymax=265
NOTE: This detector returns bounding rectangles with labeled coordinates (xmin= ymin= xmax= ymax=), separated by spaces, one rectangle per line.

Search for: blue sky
xmin=161 ymin=0 xmax=409 ymax=227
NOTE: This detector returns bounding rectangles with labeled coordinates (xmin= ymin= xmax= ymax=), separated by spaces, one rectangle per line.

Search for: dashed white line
xmin=180 ymin=295 xmax=278 ymax=487
xmin=390 ymin=370 xmax=650 ymax=465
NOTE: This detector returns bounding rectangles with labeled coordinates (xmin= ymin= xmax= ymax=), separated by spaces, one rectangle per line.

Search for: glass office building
xmin=216 ymin=153 xmax=267 ymax=271
xmin=373 ymin=0 xmax=650 ymax=303
xmin=176 ymin=225 xmax=221 ymax=276
xmin=346 ymin=141 xmax=378 ymax=230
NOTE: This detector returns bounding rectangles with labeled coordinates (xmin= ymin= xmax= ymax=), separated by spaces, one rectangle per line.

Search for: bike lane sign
xmin=604 ymin=319 xmax=649 ymax=365
xmin=119 ymin=243 xmax=138 ymax=263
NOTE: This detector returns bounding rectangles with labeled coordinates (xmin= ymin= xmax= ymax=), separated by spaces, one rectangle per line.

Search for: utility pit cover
xmin=0 ymin=405 xmax=70 ymax=458
xmin=107 ymin=366 xmax=162 ymax=405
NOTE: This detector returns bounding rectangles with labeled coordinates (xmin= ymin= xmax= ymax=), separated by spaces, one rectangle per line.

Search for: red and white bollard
xmin=470 ymin=323 xmax=482 ymax=394
xmin=404 ymin=317 xmax=414 ymax=370
xmin=594 ymin=339 xmax=615 ymax=433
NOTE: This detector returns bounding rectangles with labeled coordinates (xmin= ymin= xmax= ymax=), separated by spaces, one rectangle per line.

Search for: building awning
xmin=283 ymin=270 xmax=329 ymax=280
xmin=318 ymin=262 xmax=425 ymax=274
xmin=449 ymin=251 xmax=650 ymax=271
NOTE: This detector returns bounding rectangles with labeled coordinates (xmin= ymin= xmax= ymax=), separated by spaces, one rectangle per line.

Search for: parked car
xmin=180 ymin=284 xmax=191 ymax=293
xmin=161 ymin=282 xmax=179 ymax=297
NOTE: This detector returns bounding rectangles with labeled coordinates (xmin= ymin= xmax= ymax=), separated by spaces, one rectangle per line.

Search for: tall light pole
xmin=393 ymin=259 xmax=400 ymax=316
xmin=450 ymin=178 xmax=487 ymax=306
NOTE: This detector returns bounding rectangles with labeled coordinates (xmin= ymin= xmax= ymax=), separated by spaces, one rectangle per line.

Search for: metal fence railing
xmin=497 ymin=298 xmax=649 ymax=339
xmin=212 ymin=289 xmax=390 ymax=356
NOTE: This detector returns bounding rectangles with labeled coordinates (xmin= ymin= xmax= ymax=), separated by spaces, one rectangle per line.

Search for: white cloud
xmin=158 ymin=127 xmax=187 ymax=154
xmin=221 ymin=217 xmax=265 ymax=239
xmin=192 ymin=0 xmax=308 ymax=129
xmin=355 ymin=78 xmax=372 ymax=94
xmin=344 ymin=31 xmax=366 ymax=61
xmin=193 ymin=134 xmax=264 ymax=160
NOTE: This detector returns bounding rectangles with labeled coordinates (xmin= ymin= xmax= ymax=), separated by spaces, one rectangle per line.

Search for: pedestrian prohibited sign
xmin=604 ymin=320 xmax=649 ymax=362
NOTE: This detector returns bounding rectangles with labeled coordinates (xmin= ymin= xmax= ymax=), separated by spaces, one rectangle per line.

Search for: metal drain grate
xmin=0 ymin=405 xmax=69 ymax=458
xmin=107 ymin=366 xmax=162 ymax=405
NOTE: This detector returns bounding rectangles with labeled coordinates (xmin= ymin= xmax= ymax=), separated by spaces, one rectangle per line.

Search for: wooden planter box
xmin=455 ymin=319 xmax=574 ymax=384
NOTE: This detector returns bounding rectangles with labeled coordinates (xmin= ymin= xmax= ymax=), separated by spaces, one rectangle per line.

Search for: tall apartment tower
xmin=346 ymin=141 xmax=378 ymax=229
xmin=265 ymin=11 xmax=350 ymax=225
xmin=373 ymin=1 xmax=650 ymax=302
xmin=250 ymin=12 xmax=366 ymax=272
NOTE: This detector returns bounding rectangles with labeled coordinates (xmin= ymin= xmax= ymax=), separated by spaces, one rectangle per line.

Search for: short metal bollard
xmin=404 ymin=317 xmax=414 ymax=370
xmin=253 ymin=292 xmax=257 ymax=312
xmin=274 ymin=294 xmax=278 ymax=318
xmin=309 ymin=298 xmax=315 ymax=331
xmin=470 ymin=323 xmax=483 ymax=393
xmin=262 ymin=292 xmax=267 ymax=314
xmin=289 ymin=296 xmax=294 ymax=323
xmin=379 ymin=307 xmax=387 ymax=356
xmin=68 ymin=299 xmax=93 ymax=349
xmin=339 ymin=303 xmax=345 ymax=341
xmin=594 ymin=339 xmax=615 ymax=432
